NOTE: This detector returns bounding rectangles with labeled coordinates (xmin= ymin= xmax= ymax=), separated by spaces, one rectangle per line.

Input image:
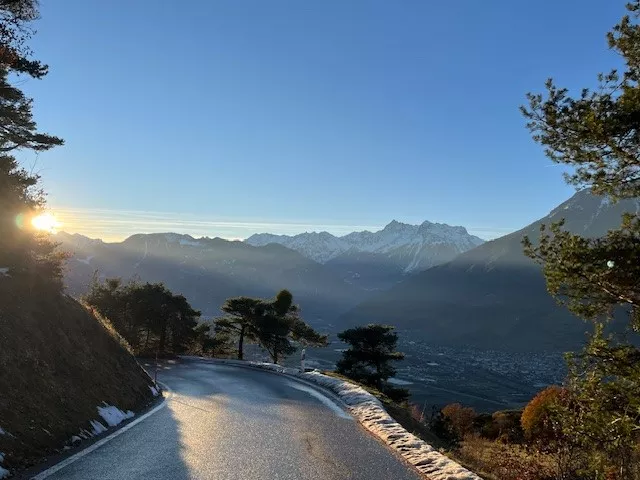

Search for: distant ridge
xmin=246 ymin=220 xmax=484 ymax=273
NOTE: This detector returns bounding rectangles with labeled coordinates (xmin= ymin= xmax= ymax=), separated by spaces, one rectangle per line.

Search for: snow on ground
xmin=0 ymin=452 xmax=8 ymax=479
xmin=150 ymin=385 xmax=160 ymax=396
xmin=0 ymin=427 xmax=5 ymax=435
xmin=90 ymin=420 xmax=108 ymax=435
xmin=215 ymin=359 xmax=481 ymax=480
xmin=97 ymin=404 xmax=134 ymax=427
xmin=0 ymin=268 xmax=9 ymax=277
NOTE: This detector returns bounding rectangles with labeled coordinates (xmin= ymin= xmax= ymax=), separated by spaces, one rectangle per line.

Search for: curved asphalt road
xmin=36 ymin=358 xmax=421 ymax=480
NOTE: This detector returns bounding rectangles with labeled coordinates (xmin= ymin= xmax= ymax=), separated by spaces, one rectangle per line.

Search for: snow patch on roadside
xmin=0 ymin=268 xmax=9 ymax=277
xmin=90 ymin=420 xmax=108 ymax=435
xmin=150 ymin=385 xmax=160 ymax=396
xmin=0 ymin=452 xmax=8 ymax=479
xmin=219 ymin=359 xmax=481 ymax=480
xmin=97 ymin=404 xmax=134 ymax=427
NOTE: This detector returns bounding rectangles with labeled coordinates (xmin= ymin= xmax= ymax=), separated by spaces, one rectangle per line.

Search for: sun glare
xmin=31 ymin=213 xmax=61 ymax=232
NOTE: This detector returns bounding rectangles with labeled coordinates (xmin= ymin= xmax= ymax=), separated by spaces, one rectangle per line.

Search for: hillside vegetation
xmin=0 ymin=1 xmax=158 ymax=474
xmin=0 ymin=279 xmax=155 ymax=471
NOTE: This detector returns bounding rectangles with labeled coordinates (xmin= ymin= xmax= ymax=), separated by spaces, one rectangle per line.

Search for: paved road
xmin=36 ymin=358 xmax=421 ymax=480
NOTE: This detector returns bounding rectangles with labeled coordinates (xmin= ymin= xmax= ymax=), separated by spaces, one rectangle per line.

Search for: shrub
xmin=442 ymin=403 xmax=477 ymax=440
xmin=457 ymin=436 xmax=556 ymax=480
xmin=381 ymin=385 xmax=410 ymax=404
xmin=521 ymin=386 xmax=568 ymax=443
xmin=491 ymin=410 xmax=524 ymax=443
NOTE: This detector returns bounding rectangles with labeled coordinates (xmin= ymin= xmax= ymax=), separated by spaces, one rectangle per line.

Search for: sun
xmin=31 ymin=213 xmax=61 ymax=232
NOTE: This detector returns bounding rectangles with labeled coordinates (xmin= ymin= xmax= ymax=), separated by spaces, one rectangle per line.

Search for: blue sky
xmin=19 ymin=0 xmax=625 ymax=240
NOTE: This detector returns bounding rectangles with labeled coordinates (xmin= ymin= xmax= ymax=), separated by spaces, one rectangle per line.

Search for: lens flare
xmin=31 ymin=213 xmax=61 ymax=233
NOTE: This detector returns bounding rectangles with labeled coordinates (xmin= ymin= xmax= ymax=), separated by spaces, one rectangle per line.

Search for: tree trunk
xmin=158 ymin=318 xmax=167 ymax=355
xmin=238 ymin=325 xmax=245 ymax=360
xmin=144 ymin=325 xmax=151 ymax=350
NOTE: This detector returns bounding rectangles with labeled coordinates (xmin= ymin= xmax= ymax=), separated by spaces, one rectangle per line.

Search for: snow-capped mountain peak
xmin=245 ymin=220 xmax=484 ymax=272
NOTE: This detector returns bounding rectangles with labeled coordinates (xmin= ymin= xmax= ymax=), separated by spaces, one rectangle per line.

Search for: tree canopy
xmin=521 ymin=2 xmax=640 ymax=476
xmin=84 ymin=277 xmax=201 ymax=356
xmin=336 ymin=324 xmax=405 ymax=393
xmin=0 ymin=0 xmax=64 ymax=291
xmin=216 ymin=290 xmax=328 ymax=364
xmin=216 ymin=296 xmax=265 ymax=360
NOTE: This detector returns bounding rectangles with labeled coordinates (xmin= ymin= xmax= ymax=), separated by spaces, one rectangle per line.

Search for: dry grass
xmin=320 ymin=371 xmax=559 ymax=480
xmin=81 ymin=300 xmax=134 ymax=355
xmin=0 ymin=281 xmax=155 ymax=471
xmin=454 ymin=436 xmax=556 ymax=480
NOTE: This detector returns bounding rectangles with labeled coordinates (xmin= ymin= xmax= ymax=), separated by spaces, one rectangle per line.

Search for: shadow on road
xmin=17 ymin=393 xmax=192 ymax=480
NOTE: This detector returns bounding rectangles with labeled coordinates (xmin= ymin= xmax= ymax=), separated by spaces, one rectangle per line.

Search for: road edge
xmin=187 ymin=357 xmax=481 ymax=480
xmin=26 ymin=387 xmax=170 ymax=480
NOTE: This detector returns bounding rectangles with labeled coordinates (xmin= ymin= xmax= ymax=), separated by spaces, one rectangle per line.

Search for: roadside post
xmin=154 ymin=348 xmax=159 ymax=386
xmin=300 ymin=347 xmax=306 ymax=372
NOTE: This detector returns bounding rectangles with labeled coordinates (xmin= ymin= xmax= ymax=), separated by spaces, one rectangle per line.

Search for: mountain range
xmin=56 ymin=189 xmax=638 ymax=352
xmin=247 ymin=221 xmax=484 ymax=290
xmin=57 ymin=218 xmax=484 ymax=323
xmin=341 ymin=190 xmax=640 ymax=351
xmin=57 ymin=232 xmax=365 ymax=326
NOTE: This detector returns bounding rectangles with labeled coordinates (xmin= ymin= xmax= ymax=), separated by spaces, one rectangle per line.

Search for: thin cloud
xmin=50 ymin=207 xmax=381 ymax=241
xmin=50 ymin=206 xmax=516 ymax=242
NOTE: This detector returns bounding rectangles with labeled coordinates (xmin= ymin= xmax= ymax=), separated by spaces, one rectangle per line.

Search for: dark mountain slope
xmin=341 ymin=190 xmax=640 ymax=351
xmin=58 ymin=233 xmax=367 ymax=326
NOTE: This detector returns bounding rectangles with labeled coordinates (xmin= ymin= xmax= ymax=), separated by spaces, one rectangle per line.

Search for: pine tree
xmin=521 ymin=2 xmax=640 ymax=476
xmin=254 ymin=290 xmax=327 ymax=364
xmin=216 ymin=290 xmax=328 ymax=363
xmin=85 ymin=278 xmax=201 ymax=356
xmin=216 ymin=297 xmax=264 ymax=360
xmin=0 ymin=0 xmax=64 ymax=290
xmin=336 ymin=324 xmax=405 ymax=391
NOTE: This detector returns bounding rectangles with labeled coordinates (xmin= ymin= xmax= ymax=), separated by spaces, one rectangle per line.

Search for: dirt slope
xmin=0 ymin=281 xmax=155 ymax=472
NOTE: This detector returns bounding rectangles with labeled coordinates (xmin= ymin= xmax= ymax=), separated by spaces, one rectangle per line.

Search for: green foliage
xmin=216 ymin=296 xmax=264 ymax=360
xmin=255 ymin=289 xmax=328 ymax=363
xmin=217 ymin=289 xmax=328 ymax=363
xmin=193 ymin=322 xmax=235 ymax=357
xmin=521 ymin=2 xmax=640 ymax=478
xmin=520 ymin=2 xmax=640 ymax=201
xmin=523 ymin=216 xmax=640 ymax=327
xmin=0 ymin=0 xmax=62 ymax=151
xmin=0 ymin=0 xmax=64 ymax=291
xmin=336 ymin=324 xmax=405 ymax=393
xmin=84 ymin=276 xmax=201 ymax=355
xmin=562 ymin=326 xmax=640 ymax=477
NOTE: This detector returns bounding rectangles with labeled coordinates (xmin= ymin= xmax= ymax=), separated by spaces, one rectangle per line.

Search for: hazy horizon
xmin=51 ymin=206 xmax=522 ymax=243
